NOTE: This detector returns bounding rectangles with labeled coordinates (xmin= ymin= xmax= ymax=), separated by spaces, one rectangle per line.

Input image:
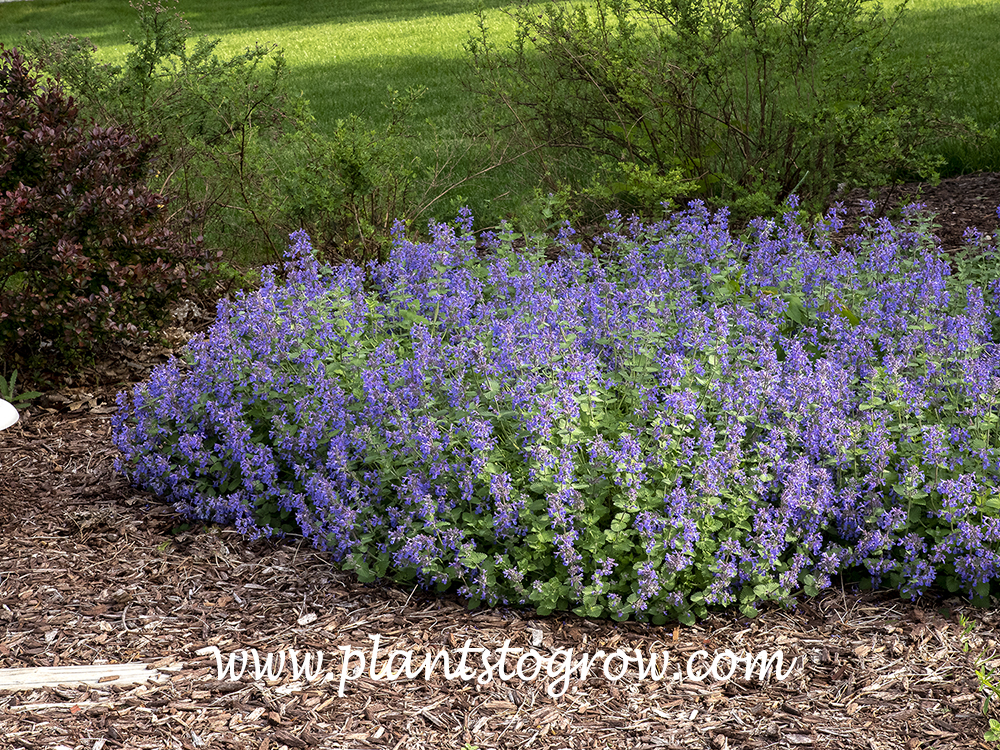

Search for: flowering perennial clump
xmin=113 ymin=201 xmax=1000 ymax=623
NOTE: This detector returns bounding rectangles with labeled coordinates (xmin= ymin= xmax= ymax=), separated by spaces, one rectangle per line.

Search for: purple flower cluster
xmin=114 ymin=201 xmax=1000 ymax=621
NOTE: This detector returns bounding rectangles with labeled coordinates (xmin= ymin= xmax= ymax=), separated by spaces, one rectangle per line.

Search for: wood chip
xmin=5 ymin=176 xmax=1000 ymax=750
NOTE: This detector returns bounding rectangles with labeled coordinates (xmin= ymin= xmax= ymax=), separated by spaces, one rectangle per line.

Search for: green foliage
xmin=20 ymin=0 xmax=447 ymax=265
xmin=21 ymin=0 xmax=303 ymax=263
xmin=0 ymin=370 xmax=41 ymax=411
xmin=466 ymin=0 xmax=972 ymax=220
xmin=986 ymin=719 xmax=1000 ymax=745
xmin=890 ymin=0 xmax=1000 ymax=177
xmin=958 ymin=614 xmax=1000 ymax=744
xmin=2 ymin=0 xmax=996 ymax=239
xmin=0 ymin=45 xmax=210 ymax=376
xmin=271 ymin=87 xmax=431 ymax=264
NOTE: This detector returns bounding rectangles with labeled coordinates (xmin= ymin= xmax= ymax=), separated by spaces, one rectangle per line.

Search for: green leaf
xmin=461 ymin=550 xmax=488 ymax=566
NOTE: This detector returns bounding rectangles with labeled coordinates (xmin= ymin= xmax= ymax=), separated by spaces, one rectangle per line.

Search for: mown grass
xmin=0 ymin=0 xmax=528 ymax=227
xmin=0 ymin=1 xmax=507 ymax=139
xmin=1 ymin=0 xmax=998 ymax=229
xmin=890 ymin=0 xmax=1000 ymax=175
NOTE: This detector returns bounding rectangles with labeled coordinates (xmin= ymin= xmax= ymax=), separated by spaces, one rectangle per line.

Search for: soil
xmin=3 ymin=174 xmax=1000 ymax=750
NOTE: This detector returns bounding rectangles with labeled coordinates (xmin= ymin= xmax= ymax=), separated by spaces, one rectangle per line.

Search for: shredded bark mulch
xmin=828 ymin=171 xmax=1000 ymax=256
xmin=3 ymin=175 xmax=1000 ymax=750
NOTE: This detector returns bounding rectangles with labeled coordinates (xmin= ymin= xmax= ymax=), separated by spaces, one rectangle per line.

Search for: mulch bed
xmin=829 ymin=171 xmax=1000 ymax=256
xmin=3 ymin=174 xmax=1000 ymax=750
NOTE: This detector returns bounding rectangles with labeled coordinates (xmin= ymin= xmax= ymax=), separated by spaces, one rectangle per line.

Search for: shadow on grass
xmin=181 ymin=0 xmax=520 ymax=35
xmin=287 ymin=53 xmax=476 ymax=128
xmin=0 ymin=0 xmax=522 ymax=48
xmin=0 ymin=0 xmax=137 ymax=49
xmin=895 ymin=0 xmax=1000 ymax=174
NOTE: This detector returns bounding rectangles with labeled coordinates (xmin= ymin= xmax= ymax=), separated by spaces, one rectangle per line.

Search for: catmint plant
xmin=115 ymin=201 xmax=1000 ymax=623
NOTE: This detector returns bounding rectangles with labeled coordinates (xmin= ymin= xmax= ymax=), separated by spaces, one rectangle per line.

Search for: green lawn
xmin=890 ymin=0 xmax=1000 ymax=174
xmin=0 ymin=0 xmax=516 ymax=137
xmin=2 ymin=0 xmax=995 ymax=143
xmin=1 ymin=0 xmax=998 ymax=233
xmin=0 ymin=0 xmax=533 ymax=230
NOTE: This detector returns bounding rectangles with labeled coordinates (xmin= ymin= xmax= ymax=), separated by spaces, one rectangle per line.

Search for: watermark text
xmin=197 ymin=636 xmax=798 ymax=698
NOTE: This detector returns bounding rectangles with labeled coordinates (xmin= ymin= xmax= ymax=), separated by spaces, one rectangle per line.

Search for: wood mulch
xmin=828 ymin=171 xmax=1000 ymax=257
xmin=3 ymin=174 xmax=1000 ymax=750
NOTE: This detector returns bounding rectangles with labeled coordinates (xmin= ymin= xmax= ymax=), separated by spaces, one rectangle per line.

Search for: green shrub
xmin=271 ymin=87 xmax=431 ymax=265
xmin=0 ymin=45 xmax=211 ymax=377
xmin=23 ymin=1 xmax=454 ymax=265
xmin=21 ymin=0 xmax=303 ymax=264
xmin=466 ymin=0 xmax=972 ymax=220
